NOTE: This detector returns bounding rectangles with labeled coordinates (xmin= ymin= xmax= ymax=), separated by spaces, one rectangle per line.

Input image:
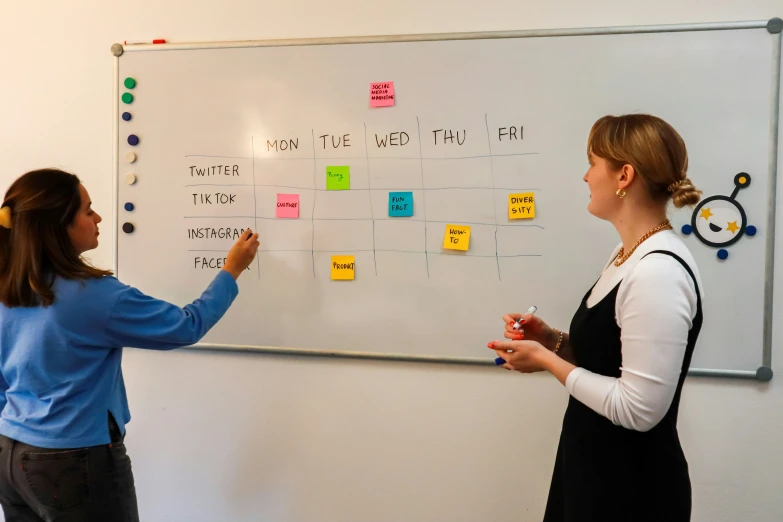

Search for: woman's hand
xmin=502 ymin=312 xmax=559 ymax=352
xmin=488 ymin=340 xmax=550 ymax=373
xmin=223 ymin=229 xmax=260 ymax=280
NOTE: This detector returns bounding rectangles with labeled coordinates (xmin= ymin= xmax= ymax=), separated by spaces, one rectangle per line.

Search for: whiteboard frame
xmin=111 ymin=18 xmax=782 ymax=381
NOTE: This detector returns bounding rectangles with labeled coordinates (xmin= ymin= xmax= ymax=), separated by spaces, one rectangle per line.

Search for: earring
xmin=616 ymin=188 xmax=627 ymax=198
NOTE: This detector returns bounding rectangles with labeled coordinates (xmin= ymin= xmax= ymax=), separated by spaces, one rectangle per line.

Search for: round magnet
xmin=122 ymin=93 xmax=133 ymax=104
xmin=717 ymin=249 xmax=729 ymax=260
xmin=124 ymin=78 xmax=136 ymax=89
xmin=127 ymin=134 xmax=139 ymax=146
xmin=121 ymin=112 xmax=132 ymax=121
xmin=124 ymin=202 xmax=134 ymax=211
xmin=746 ymin=225 xmax=757 ymax=236
xmin=122 ymin=222 xmax=135 ymax=234
xmin=125 ymin=173 xmax=137 ymax=185
xmin=125 ymin=151 xmax=137 ymax=163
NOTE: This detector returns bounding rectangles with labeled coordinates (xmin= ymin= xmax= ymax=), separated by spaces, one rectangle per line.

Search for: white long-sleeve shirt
xmin=564 ymin=230 xmax=703 ymax=432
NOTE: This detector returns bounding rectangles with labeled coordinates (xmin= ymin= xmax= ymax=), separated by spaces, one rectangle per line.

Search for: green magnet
xmin=124 ymin=78 xmax=136 ymax=89
xmin=122 ymin=92 xmax=134 ymax=104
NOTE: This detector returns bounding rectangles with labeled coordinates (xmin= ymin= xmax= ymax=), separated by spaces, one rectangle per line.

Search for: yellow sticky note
xmin=508 ymin=192 xmax=536 ymax=219
xmin=331 ymin=255 xmax=355 ymax=280
xmin=443 ymin=225 xmax=471 ymax=251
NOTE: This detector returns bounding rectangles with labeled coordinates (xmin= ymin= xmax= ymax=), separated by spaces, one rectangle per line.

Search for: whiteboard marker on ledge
xmin=495 ymin=305 xmax=537 ymax=366
xmin=124 ymin=39 xmax=167 ymax=45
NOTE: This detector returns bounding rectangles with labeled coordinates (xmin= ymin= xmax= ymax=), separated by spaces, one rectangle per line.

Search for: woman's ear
xmin=617 ymin=164 xmax=635 ymax=190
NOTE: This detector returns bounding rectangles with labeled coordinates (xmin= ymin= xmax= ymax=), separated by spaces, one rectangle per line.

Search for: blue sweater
xmin=0 ymin=270 xmax=238 ymax=448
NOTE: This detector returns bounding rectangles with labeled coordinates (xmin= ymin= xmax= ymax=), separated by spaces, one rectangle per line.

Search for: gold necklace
xmin=614 ymin=220 xmax=673 ymax=266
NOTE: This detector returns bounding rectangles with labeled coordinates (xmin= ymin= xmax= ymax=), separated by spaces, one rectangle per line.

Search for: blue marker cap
xmin=495 ymin=357 xmax=504 ymax=366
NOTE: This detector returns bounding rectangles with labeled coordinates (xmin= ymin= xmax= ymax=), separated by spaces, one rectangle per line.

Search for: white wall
xmin=1 ymin=1 xmax=781 ymax=520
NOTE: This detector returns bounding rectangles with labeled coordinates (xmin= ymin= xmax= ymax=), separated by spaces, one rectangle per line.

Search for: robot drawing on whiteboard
xmin=680 ymin=172 xmax=757 ymax=260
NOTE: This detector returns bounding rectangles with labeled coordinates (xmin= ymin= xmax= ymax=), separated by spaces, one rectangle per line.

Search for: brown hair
xmin=0 ymin=169 xmax=112 ymax=308
xmin=587 ymin=114 xmax=701 ymax=208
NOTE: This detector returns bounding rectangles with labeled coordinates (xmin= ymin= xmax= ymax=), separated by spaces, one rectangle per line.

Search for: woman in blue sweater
xmin=0 ymin=168 xmax=259 ymax=521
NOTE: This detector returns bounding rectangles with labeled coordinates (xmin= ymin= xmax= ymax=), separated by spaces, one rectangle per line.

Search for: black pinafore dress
xmin=543 ymin=250 xmax=702 ymax=522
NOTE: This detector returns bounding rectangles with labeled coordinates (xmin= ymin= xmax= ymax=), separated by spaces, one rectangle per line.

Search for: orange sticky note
xmin=443 ymin=225 xmax=470 ymax=251
xmin=331 ymin=255 xmax=355 ymax=280
xmin=508 ymin=192 xmax=535 ymax=219
xmin=370 ymin=82 xmax=395 ymax=107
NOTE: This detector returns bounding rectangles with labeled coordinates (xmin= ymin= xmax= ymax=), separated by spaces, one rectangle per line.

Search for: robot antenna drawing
xmin=681 ymin=172 xmax=757 ymax=260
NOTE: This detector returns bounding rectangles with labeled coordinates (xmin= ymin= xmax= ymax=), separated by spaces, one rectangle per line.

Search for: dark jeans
xmin=0 ymin=415 xmax=139 ymax=522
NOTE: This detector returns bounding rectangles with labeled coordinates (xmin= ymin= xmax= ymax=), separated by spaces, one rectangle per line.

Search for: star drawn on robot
xmin=681 ymin=172 xmax=757 ymax=260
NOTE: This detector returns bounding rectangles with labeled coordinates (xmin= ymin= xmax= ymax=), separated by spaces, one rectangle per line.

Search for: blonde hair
xmin=587 ymin=114 xmax=701 ymax=208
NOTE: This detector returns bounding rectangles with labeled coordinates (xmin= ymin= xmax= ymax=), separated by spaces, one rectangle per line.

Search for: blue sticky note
xmin=388 ymin=191 xmax=413 ymax=217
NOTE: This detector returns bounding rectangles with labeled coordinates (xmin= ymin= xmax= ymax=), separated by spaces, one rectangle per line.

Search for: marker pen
xmin=124 ymin=39 xmax=167 ymax=45
xmin=495 ymin=305 xmax=537 ymax=366
xmin=513 ymin=305 xmax=537 ymax=330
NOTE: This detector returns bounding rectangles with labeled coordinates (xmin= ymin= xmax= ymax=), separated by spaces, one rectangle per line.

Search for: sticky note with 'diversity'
xmin=508 ymin=192 xmax=536 ymax=219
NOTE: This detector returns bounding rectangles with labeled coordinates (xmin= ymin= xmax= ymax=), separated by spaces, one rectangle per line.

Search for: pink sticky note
xmin=276 ymin=194 xmax=299 ymax=218
xmin=370 ymin=81 xmax=395 ymax=107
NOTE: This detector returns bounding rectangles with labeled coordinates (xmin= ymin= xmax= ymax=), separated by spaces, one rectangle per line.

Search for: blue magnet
xmin=746 ymin=225 xmax=757 ymax=236
xmin=124 ymin=202 xmax=134 ymax=211
xmin=127 ymin=134 xmax=139 ymax=146
xmin=717 ymin=249 xmax=729 ymax=260
xmin=122 ymin=112 xmax=132 ymax=121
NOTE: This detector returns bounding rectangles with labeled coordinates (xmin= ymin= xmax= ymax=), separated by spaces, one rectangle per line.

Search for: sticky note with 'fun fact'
xmin=388 ymin=191 xmax=413 ymax=217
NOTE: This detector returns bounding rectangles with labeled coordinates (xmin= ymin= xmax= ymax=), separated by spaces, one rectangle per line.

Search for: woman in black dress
xmin=489 ymin=114 xmax=704 ymax=522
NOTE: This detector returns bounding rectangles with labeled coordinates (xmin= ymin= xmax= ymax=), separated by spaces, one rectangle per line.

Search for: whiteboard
xmin=112 ymin=21 xmax=781 ymax=379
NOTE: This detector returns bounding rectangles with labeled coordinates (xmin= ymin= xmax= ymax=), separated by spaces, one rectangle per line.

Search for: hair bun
xmin=667 ymin=178 xmax=686 ymax=193
xmin=670 ymin=177 xmax=702 ymax=208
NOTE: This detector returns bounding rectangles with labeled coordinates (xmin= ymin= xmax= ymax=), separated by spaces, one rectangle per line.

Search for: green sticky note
xmin=326 ymin=166 xmax=350 ymax=190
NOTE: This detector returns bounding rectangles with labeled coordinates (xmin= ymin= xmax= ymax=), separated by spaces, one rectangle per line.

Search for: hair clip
xmin=0 ymin=206 xmax=12 ymax=229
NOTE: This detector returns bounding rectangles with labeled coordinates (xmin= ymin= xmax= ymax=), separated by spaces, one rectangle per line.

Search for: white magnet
xmin=125 ymin=151 xmax=137 ymax=163
xmin=125 ymin=173 xmax=137 ymax=185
